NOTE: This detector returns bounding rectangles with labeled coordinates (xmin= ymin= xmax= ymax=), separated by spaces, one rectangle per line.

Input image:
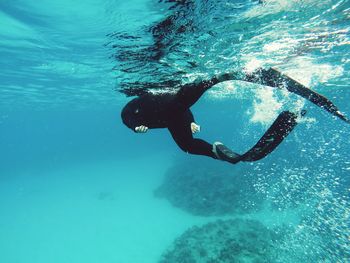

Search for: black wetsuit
xmin=121 ymin=68 xmax=349 ymax=162
xmin=121 ymin=78 xmax=221 ymax=158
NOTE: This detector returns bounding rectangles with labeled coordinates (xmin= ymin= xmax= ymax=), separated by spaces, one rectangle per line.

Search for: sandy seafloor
xmin=0 ymin=155 xmax=192 ymax=263
xmin=0 ymin=155 xmax=302 ymax=263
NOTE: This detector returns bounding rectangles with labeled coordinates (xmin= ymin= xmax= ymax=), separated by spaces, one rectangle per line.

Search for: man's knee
xmin=177 ymin=142 xmax=195 ymax=154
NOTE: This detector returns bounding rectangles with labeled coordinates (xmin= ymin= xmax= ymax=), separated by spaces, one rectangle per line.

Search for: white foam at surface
xmin=283 ymin=57 xmax=344 ymax=87
xmin=263 ymin=38 xmax=299 ymax=54
xmin=250 ymin=87 xmax=282 ymax=125
xmin=244 ymin=0 xmax=334 ymax=18
xmin=207 ymin=81 xmax=238 ymax=99
xmin=244 ymin=58 xmax=264 ymax=73
xmin=149 ymin=88 xmax=178 ymax=95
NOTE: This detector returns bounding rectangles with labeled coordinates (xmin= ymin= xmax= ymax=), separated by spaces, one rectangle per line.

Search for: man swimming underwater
xmin=121 ymin=68 xmax=349 ymax=164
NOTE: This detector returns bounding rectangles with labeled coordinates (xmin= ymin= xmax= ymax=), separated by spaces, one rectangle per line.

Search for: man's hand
xmin=135 ymin=125 xmax=148 ymax=133
xmin=191 ymin=122 xmax=200 ymax=134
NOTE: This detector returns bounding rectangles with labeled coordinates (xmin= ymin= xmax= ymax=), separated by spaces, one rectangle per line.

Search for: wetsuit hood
xmin=121 ymin=97 xmax=141 ymax=131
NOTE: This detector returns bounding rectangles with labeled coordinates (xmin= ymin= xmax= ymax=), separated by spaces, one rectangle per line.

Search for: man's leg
xmin=174 ymin=78 xmax=221 ymax=110
xmin=174 ymin=71 xmax=246 ymax=110
xmin=179 ymin=68 xmax=349 ymax=123
xmin=167 ymin=113 xmax=217 ymax=159
xmin=169 ymin=68 xmax=349 ymax=163
xmin=244 ymin=68 xmax=349 ymax=123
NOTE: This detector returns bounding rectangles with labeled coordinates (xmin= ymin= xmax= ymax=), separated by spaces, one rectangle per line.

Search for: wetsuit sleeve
xmin=186 ymin=110 xmax=195 ymax=123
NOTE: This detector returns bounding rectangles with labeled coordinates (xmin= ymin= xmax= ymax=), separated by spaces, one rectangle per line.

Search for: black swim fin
xmin=213 ymin=142 xmax=242 ymax=164
xmin=240 ymin=110 xmax=301 ymax=162
xmin=212 ymin=110 xmax=301 ymax=164
xmin=245 ymin=68 xmax=350 ymax=124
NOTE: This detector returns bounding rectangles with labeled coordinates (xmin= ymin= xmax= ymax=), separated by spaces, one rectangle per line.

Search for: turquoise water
xmin=1 ymin=0 xmax=350 ymax=262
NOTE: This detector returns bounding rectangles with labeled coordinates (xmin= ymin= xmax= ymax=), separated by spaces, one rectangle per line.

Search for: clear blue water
xmin=1 ymin=0 xmax=350 ymax=262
